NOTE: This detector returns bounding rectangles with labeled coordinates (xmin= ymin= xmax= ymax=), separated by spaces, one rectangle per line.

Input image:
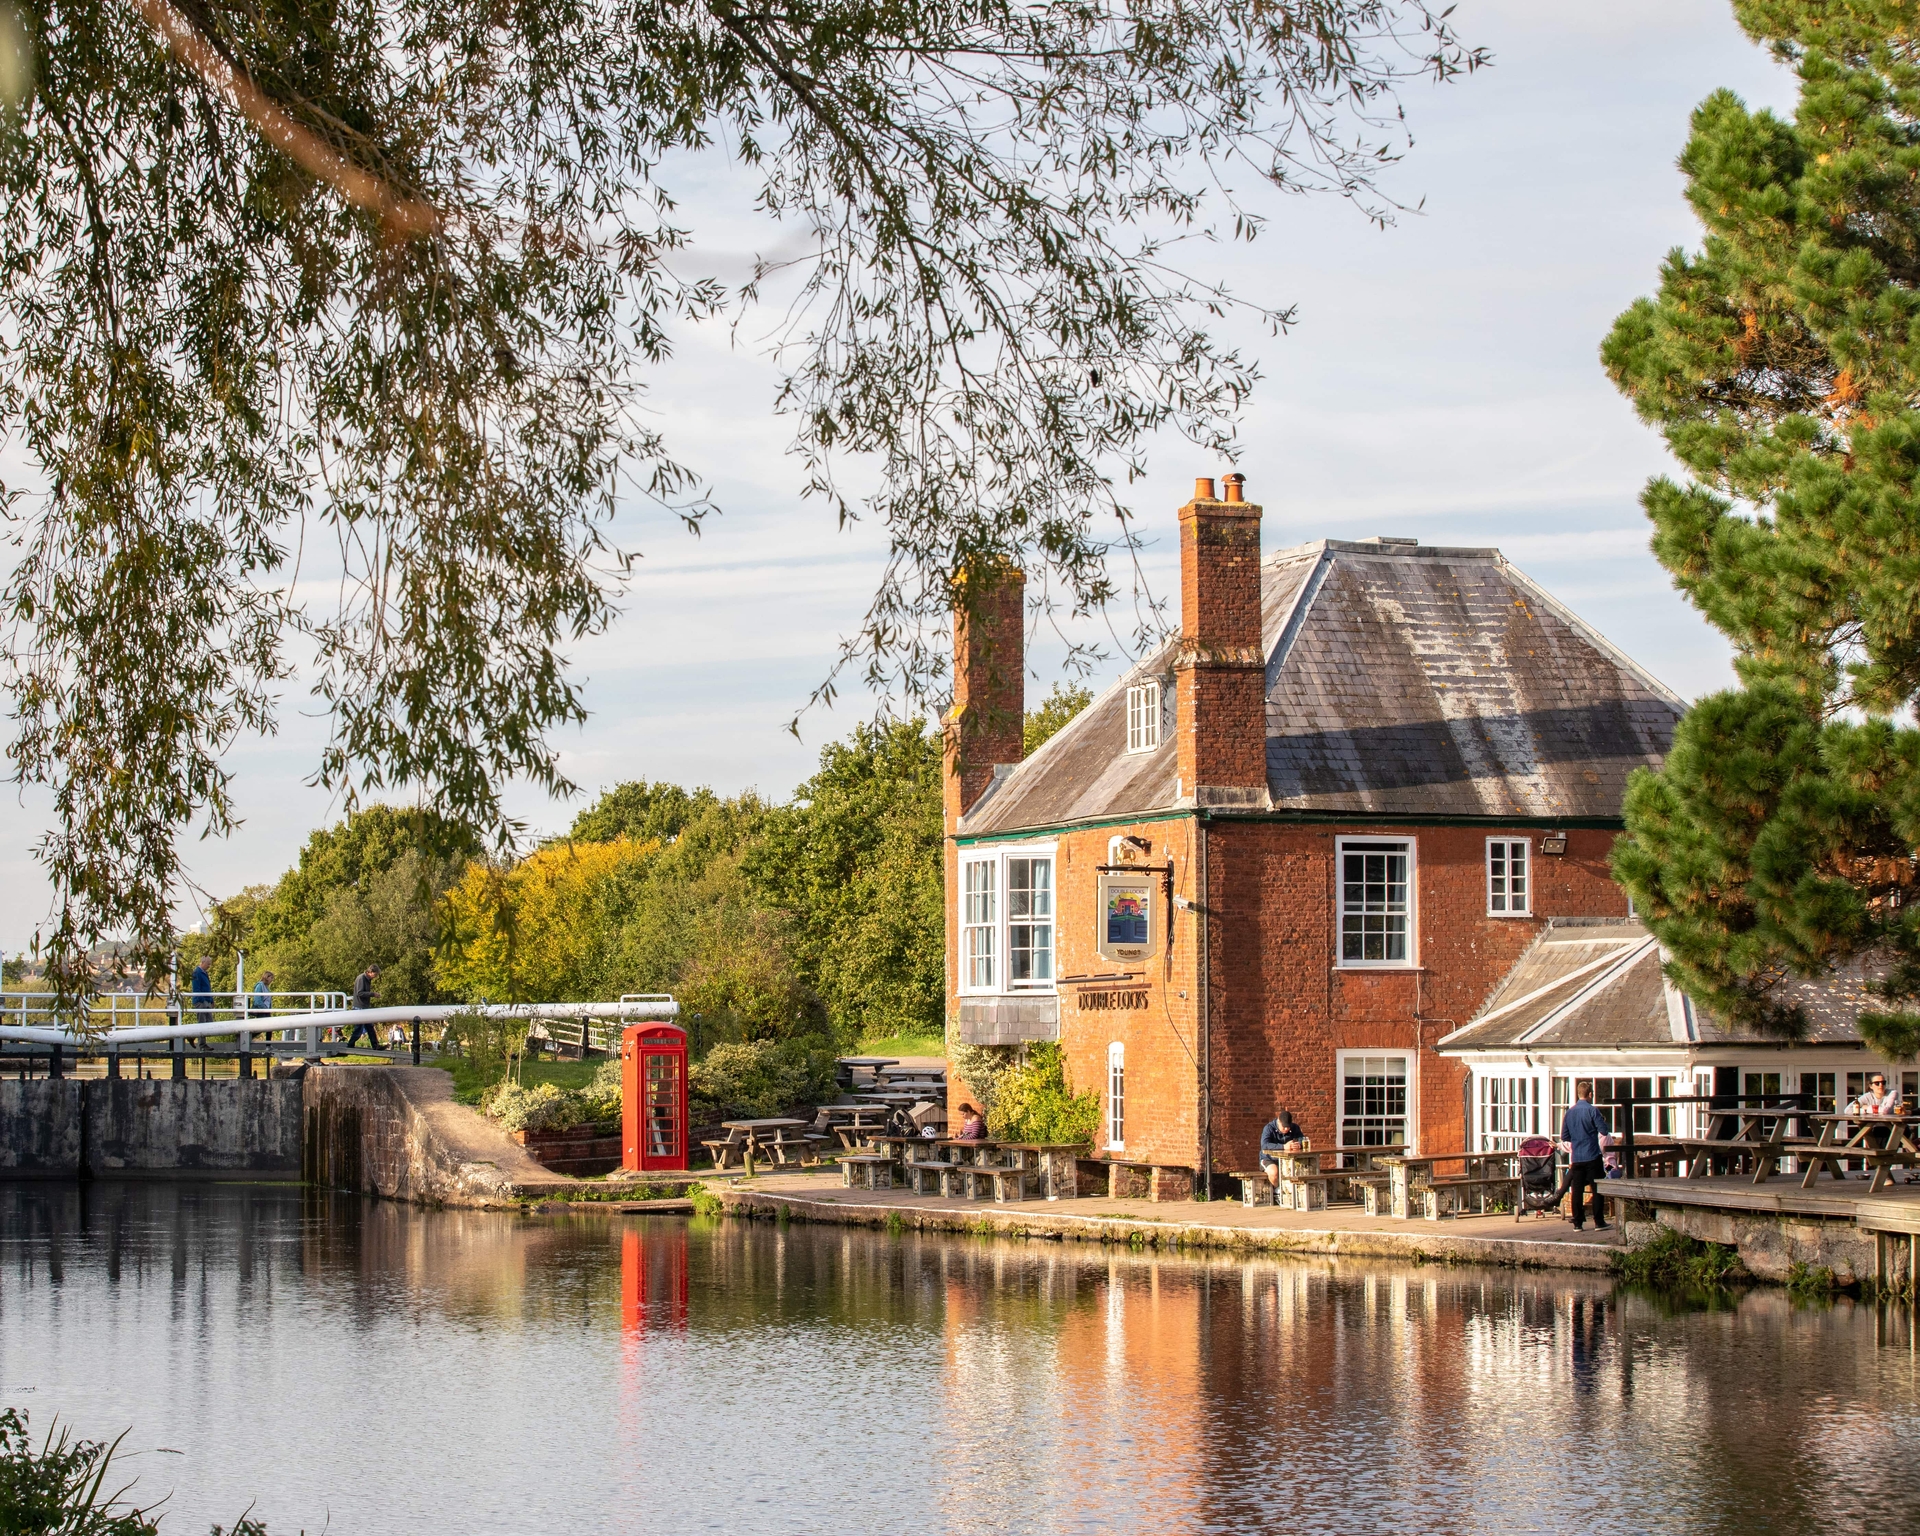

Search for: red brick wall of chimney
xmin=1175 ymin=480 xmax=1267 ymax=803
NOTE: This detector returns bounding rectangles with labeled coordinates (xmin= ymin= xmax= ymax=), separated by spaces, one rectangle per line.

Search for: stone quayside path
xmin=707 ymin=1169 xmax=1627 ymax=1271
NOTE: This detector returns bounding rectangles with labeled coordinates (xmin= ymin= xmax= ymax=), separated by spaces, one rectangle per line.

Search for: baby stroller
xmin=1515 ymin=1136 xmax=1563 ymax=1221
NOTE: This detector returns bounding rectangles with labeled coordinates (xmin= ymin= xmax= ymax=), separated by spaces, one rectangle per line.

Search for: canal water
xmin=4 ymin=1184 xmax=1920 ymax=1534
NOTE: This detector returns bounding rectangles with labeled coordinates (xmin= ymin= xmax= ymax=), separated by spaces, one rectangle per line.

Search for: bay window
xmin=958 ymin=845 xmax=1056 ymax=993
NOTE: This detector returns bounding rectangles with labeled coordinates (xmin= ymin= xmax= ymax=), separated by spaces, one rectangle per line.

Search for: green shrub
xmin=0 ymin=1408 xmax=155 ymax=1536
xmin=986 ymin=1043 xmax=1098 ymax=1145
xmin=1612 ymin=1226 xmax=1743 ymax=1289
xmin=689 ymin=1039 xmax=835 ymax=1121
xmin=487 ymin=1058 xmax=623 ymax=1133
xmin=1787 ymin=1261 xmax=1844 ymax=1299
xmin=949 ymin=1041 xmax=1014 ymax=1116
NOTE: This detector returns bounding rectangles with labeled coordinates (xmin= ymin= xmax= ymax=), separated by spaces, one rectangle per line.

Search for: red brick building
xmin=943 ymin=476 xmax=1683 ymax=1194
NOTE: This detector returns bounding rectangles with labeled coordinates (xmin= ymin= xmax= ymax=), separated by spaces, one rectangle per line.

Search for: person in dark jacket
xmin=190 ymin=955 xmax=214 ymax=1045
xmin=1259 ymin=1109 xmax=1308 ymax=1194
xmin=344 ymin=966 xmax=381 ymax=1049
xmin=1561 ymin=1083 xmax=1610 ymax=1232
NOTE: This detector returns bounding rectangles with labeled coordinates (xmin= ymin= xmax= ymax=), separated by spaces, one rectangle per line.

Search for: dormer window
xmin=1126 ymin=681 xmax=1162 ymax=753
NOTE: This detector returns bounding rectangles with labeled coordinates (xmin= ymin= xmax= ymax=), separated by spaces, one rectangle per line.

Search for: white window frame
xmin=1487 ymin=838 xmax=1530 ymax=917
xmin=961 ymin=857 xmax=997 ymax=991
xmin=1337 ymin=1050 xmax=1414 ymax=1152
xmin=1476 ymin=1070 xmax=1543 ymax=1151
xmin=957 ymin=843 xmax=1057 ymax=995
xmin=1126 ymin=680 xmax=1161 ymax=753
xmin=1335 ymin=837 xmax=1417 ymax=968
xmin=1107 ymin=1041 xmax=1126 ymax=1149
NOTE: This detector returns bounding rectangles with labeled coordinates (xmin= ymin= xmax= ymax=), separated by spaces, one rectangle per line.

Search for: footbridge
xmin=0 ymin=991 xmax=678 ymax=1075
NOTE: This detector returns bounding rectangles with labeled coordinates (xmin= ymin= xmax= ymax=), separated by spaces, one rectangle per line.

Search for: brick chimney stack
xmin=943 ymin=564 xmax=1026 ymax=832
xmin=1176 ymin=473 xmax=1268 ymax=808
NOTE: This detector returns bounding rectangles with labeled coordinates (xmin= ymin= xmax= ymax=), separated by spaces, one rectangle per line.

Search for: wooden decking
xmin=1606 ymin=1173 xmax=1920 ymax=1233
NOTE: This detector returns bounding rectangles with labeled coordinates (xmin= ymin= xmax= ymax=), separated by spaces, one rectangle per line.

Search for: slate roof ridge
xmin=1491 ymin=555 xmax=1689 ymax=711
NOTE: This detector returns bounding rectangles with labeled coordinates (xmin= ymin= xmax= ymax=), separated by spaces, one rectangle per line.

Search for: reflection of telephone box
xmin=621 ymin=1022 xmax=689 ymax=1172
xmin=1097 ymin=873 xmax=1156 ymax=965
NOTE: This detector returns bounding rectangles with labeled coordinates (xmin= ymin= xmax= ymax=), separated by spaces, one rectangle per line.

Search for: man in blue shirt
xmin=1562 ymin=1083 xmax=1610 ymax=1233
xmin=1259 ymin=1108 xmax=1308 ymax=1198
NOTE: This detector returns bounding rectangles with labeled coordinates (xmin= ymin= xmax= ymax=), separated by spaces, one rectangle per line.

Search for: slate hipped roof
xmin=960 ymin=538 xmax=1687 ymax=837
xmin=1436 ymin=918 xmax=1876 ymax=1054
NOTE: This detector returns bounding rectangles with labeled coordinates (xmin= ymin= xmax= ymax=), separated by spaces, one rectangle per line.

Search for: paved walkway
xmin=716 ymin=1169 xmax=1627 ymax=1272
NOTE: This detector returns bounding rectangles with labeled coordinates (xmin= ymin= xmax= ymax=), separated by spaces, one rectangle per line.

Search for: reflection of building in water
xmin=937 ymin=1243 xmax=1207 ymax=1531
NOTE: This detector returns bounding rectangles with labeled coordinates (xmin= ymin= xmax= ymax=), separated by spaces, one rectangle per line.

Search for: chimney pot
xmin=1194 ymin=477 xmax=1216 ymax=501
xmin=1222 ymin=473 xmax=1245 ymax=504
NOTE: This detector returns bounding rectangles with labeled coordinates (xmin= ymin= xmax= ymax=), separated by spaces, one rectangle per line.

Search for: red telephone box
xmin=622 ymin=1021 xmax=690 ymax=1172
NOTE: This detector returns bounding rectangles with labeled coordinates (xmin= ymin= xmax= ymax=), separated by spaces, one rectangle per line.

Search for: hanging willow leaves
xmin=0 ymin=0 xmax=1481 ymax=999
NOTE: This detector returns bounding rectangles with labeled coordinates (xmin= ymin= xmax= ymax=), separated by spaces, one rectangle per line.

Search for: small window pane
xmin=1126 ymin=682 xmax=1161 ymax=753
xmin=1488 ymin=839 xmax=1529 ymax=915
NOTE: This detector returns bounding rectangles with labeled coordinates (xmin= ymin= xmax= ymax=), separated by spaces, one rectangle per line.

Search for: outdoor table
xmin=1379 ymin=1153 xmax=1516 ymax=1219
xmin=997 ymin=1143 xmax=1090 ymax=1200
xmin=1683 ymin=1105 xmax=1798 ymax=1183
xmin=722 ymin=1117 xmax=814 ymax=1171
xmin=930 ymin=1136 xmax=1002 ymax=1167
xmin=1797 ymin=1113 xmax=1920 ymax=1193
xmin=835 ymin=1056 xmax=900 ymax=1091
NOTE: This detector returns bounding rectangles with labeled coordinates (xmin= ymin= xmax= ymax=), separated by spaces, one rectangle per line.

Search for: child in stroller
xmin=1515 ymin=1136 xmax=1564 ymax=1221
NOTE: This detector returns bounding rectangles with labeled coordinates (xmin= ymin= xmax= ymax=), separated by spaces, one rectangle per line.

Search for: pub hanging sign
xmin=1096 ymin=872 xmax=1157 ymax=965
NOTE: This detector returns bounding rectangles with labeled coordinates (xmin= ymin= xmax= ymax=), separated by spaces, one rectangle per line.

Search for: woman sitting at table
xmin=957 ymin=1104 xmax=989 ymax=1141
xmin=1851 ymin=1074 xmax=1902 ymax=1116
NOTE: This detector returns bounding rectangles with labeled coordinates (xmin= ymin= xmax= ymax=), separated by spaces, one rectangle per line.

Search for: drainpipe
xmin=1197 ymin=813 xmax=1212 ymax=1200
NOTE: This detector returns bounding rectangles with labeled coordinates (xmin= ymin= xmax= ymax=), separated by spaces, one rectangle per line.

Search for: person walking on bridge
xmin=345 ymin=966 xmax=382 ymax=1050
xmin=190 ymin=955 xmax=214 ymax=1047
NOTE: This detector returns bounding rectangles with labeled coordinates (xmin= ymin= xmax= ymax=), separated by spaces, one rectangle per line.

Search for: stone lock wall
xmin=0 ymin=1078 xmax=302 ymax=1177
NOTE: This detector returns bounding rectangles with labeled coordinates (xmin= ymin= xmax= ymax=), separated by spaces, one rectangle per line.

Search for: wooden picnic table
xmin=997 ymin=1142 xmax=1089 ymax=1200
xmin=1673 ymin=1105 xmax=1799 ymax=1184
xmin=1796 ymin=1112 xmax=1920 ymax=1193
xmin=1378 ymin=1152 xmax=1517 ymax=1220
xmin=721 ymin=1117 xmax=817 ymax=1171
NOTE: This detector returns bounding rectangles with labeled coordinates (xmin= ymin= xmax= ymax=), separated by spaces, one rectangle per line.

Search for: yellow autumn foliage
xmin=436 ymin=837 xmax=657 ymax=1002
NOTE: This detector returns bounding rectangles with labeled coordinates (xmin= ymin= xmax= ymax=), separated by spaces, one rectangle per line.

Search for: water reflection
xmin=1 ymin=1183 xmax=1918 ymax=1534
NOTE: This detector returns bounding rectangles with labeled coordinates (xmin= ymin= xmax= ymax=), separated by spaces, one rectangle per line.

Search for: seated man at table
xmin=1259 ymin=1109 xmax=1308 ymax=1194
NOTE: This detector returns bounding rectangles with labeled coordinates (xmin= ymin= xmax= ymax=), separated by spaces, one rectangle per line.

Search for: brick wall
xmin=950 ymin=817 xmax=1628 ymax=1179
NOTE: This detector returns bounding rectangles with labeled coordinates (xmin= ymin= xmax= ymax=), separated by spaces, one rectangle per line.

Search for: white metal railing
xmin=0 ymin=993 xmax=679 ymax=1054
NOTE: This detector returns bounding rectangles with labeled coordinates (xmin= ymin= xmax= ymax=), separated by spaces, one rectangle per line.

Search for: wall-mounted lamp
xmin=1540 ymin=832 xmax=1568 ymax=856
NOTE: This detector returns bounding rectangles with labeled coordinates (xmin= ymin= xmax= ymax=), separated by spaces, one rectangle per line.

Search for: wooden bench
xmin=1417 ymin=1175 xmax=1518 ymax=1220
xmin=840 ymin=1154 xmax=896 ymax=1191
xmin=961 ymin=1165 xmax=1031 ymax=1202
xmin=1277 ymin=1172 xmax=1349 ymax=1212
xmin=1794 ymin=1143 xmax=1920 ymax=1194
xmin=1672 ymin=1137 xmax=1782 ymax=1182
xmin=702 ymin=1131 xmax=750 ymax=1171
xmin=905 ymin=1158 xmax=960 ymax=1196
xmin=1232 ymin=1170 xmax=1275 ymax=1207
xmin=1343 ymin=1173 xmax=1392 ymax=1216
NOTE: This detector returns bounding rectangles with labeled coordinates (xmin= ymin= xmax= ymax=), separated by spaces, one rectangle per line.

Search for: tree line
xmin=179 ymin=688 xmax=1088 ymax=1052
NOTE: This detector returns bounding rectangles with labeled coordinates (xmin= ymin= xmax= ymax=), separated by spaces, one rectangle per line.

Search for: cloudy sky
xmin=1 ymin=2 xmax=1796 ymax=949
